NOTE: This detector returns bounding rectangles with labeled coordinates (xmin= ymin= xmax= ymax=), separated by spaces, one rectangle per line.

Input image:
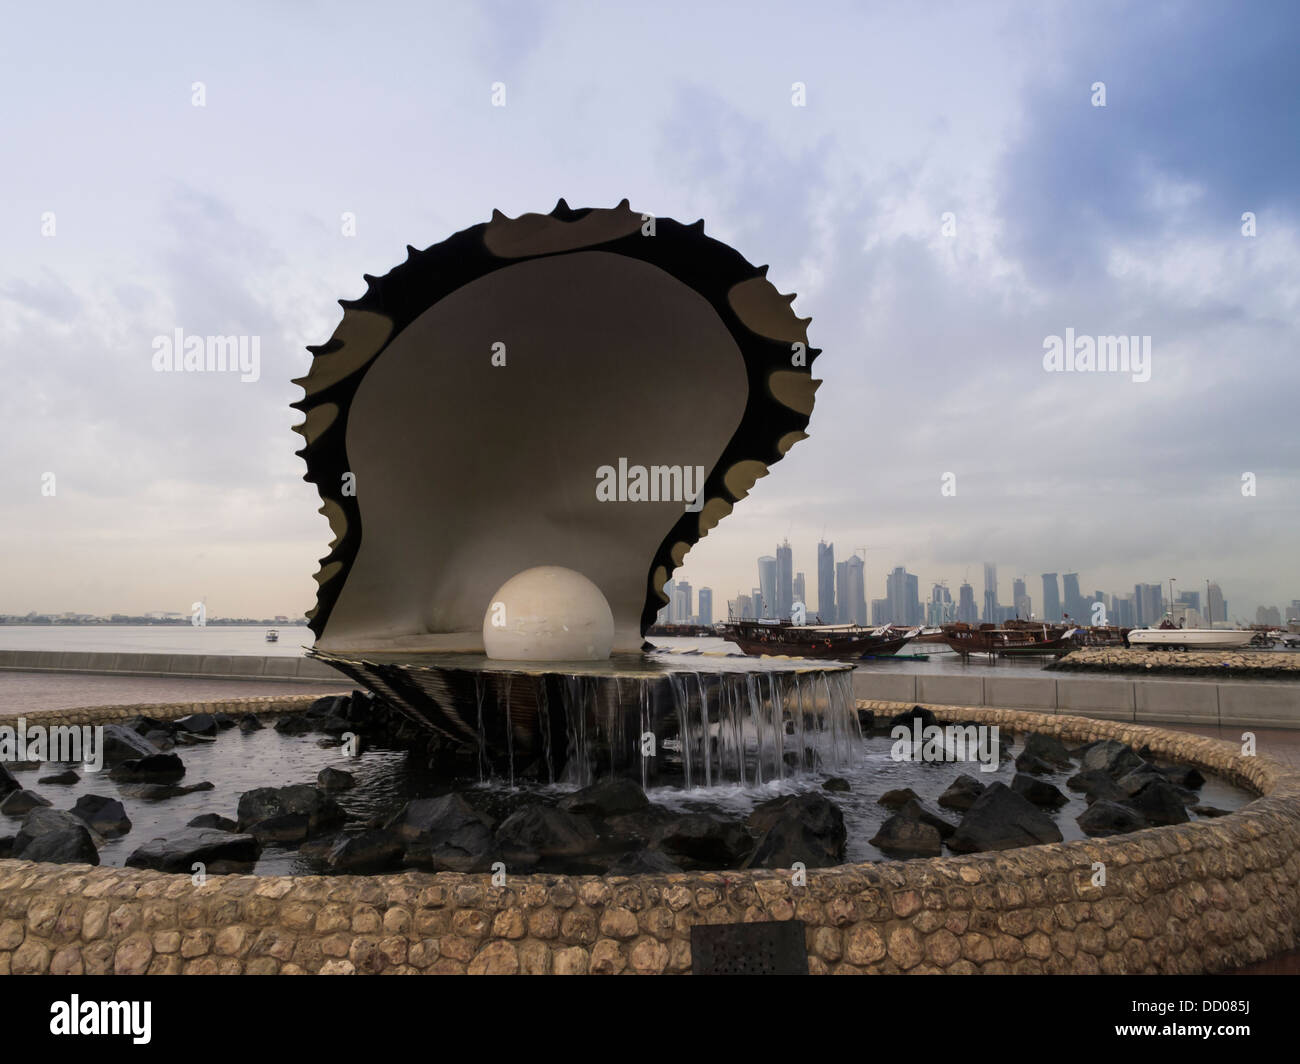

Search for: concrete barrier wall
xmin=0 ymin=650 xmax=344 ymax=684
xmin=853 ymin=669 xmax=1300 ymax=729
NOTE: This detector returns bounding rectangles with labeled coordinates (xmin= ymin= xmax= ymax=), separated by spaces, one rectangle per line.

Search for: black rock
xmin=37 ymin=769 xmax=80 ymax=785
xmin=173 ymin=731 xmax=215 ymax=746
xmin=239 ymin=714 xmax=264 ymax=733
xmin=606 ymin=849 xmax=682 ymax=875
xmin=187 ymin=813 xmax=237 ymax=832
xmin=496 ymin=805 xmax=600 ymax=863
xmin=12 ymin=809 xmax=99 ymax=865
xmin=386 ymin=793 xmax=496 ymax=872
xmin=99 ymin=724 xmax=162 ymax=764
xmin=324 ymin=830 xmax=405 ymax=873
xmin=125 ymin=828 xmax=259 ymax=873
xmin=1116 ymin=764 xmax=1169 ymax=796
xmin=120 ymin=781 xmax=215 ymax=801
xmin=305 ymin=695 xmax=350 ymax=719
xmin=1066 ymin=769 xmax=1128 ymax=803
xmin=174 ymin=713 xmax=219 ymax=737
xmin=745 ymin=794 xmax=846 ymax=869
xmin=1 ymin=789 xmax=52 ymax=816
xmin=212 ymin=713 xmax=238 ymax=730
xmin=1011 ymin=773 xmax=1068 ymax=809
xmin=888 ymin=704 xmax=940 ymax=732
xmin=1158 ymin=764 xmax=1206 ymax=790
xmin=878 ymin=788 xmax=920 ymax=809
xmin=0 ymin=762 xmax=19 ymax=797
xmin=317 ymin=767 xmax=355 ymax=792
xmin=143 ymin=731 xmax=175 ymax=751
xmin=1123 ymin=780 xmax=1190 ymax=826
xmin=1077 ymin=800 xmax=1148 ymax=837
xmin=125 ymin=715 xmax=174 ymax=738
xmin=896 ymin=798 xmax=957 ymax=839
xmin=558 ymin=777 xmax=649 ymax=817
xmin=1022 ymin=732 xmax=1074 ymax=769
xmin=110 ymin=753 xmax=185 ymax=783
xmin=1014 ymin=752 xmax=1056 ymax=776
xmin=70 ymin=795 xmax=132 ymax=837
xmin=236 ymin=784 xmax=346 ymax=837
xmin=870 ymin=812 xmax=942 ymax=858
xmin=937 ymin=774 xmax=988 ymax=811
xmin=1081 ymin=740 xmax=1144 ymax=778
xmin=856 ymin=709 xmax=875 ymax=731
xmin=947 ymin=782 xmax=1064 ymax=853
xmin=1192 ymin=804 xmax=1231 ymax=818
xmin=822 ymin=777 xmax=851 ymax=793
xmin=273 ymin=715 xmax=314 ymax=736
xmin=0 ymin=835 xmax=11 ymax=857
xmin=246 ymin=813 xmax=313 ymax=844
xmin=654 ymin=812 xmax=753 ymax=868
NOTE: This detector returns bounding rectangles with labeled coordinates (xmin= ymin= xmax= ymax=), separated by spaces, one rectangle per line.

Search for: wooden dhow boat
xmin=721 ymin=619 xmax=920 ymax=660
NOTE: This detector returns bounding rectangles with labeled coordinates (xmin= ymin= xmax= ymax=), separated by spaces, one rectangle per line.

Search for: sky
xmin=1 ymin=0 xmax=1297 ymax=623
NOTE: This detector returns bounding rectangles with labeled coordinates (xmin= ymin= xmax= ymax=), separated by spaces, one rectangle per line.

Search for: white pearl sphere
xmin=482 ymin=566 xmax=615 ymax=661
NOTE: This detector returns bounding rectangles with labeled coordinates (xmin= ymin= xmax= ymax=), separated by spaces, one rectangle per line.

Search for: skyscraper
xmin=793 ymin=572 xmax=806 ymax=610
xmin=886 ymin=566 xmax=921 ymax=625
xmin=776 ymin=540 xmax=793 ymax=619
xmin=957 ymin=582 xmax=978 ymax=624
xmin=697 ymin=588 xmax=713 ymax=626
xmin=1041 ymin=573 xmax=1061 ymax=622
xmin=817 ymin=540 xmax=835 ymax=623
xmin=1063 ymin=573 xmax=1085 ymax=622
xmin=674 ymin=581 xmax=692 ymax=624
xmin=845 ymin=555 xmax=867 ymax=625
xmin=982 ymin=563 xmax=998 ymax=623
xmin=757 ymin=556 xmax=777 ymax=618
xmin=1134 ymin=583 xmax=1164 ymax=627
xmin=928 ymin=583 xmax=954 ymax=625
xmin=1207 ymin=583 xmax=1225 ymax=627
xmin=1013 ymin=578 xmax=1030 ymax=619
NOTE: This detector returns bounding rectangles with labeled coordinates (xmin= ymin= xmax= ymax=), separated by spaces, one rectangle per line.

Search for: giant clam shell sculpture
xmin=294 ymin=201 xmax=820 ymax=659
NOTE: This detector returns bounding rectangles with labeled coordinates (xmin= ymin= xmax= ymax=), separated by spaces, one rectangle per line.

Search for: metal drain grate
xmin=690 ymin=920 xmax=808 ymax=975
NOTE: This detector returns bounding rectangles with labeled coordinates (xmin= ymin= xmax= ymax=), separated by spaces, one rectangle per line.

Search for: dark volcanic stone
xmin=237 ymin=784 xmax=346 ymax=837
xmin=188 ymin=813 xmax=238 ymax=832
xmin=870 ymin=812 xmax=942 ymax=858
xmin=0 ymin=762 xmax=19 ymax=796
xmin=558 ymin=777 xmax=649 ymax=817
xmin=937 ymin=774 xmax=988 ymax=812
xmin=1 ymin=789 xmax=52 ymax=816
xmin=174 ymin=713 xmax=218 ymax=737
xmin=1192 ymin=804 xmax=1230 ymax=818
xmin=125 ymin=828 xmax=260 ymax=873
xmin=0 ymin=836 xmax=11 ymax=857
xmin=37 ymin=769 xmax=80 ymax=785
xmin=1116 ymin=764 xmax=1168 ymax=796
xmin=273 ymin=715 xmax=314 ymax=736
xmin=822 ymin=777 xmax=851 ymax=793
xmin=496 ymin=805 xmax=600 ymax=862
xmin=1014 ymin=752 xmax=1056 ymax=776
xmin=606 ymin=849 xmax=683 ymax=875
xmin=305 ymin=695 xmax=350 ymax=719
xmin=246 ymin=813 xmax=312 ymax=844
xmin=212 ymin=713 xmax=238 ymax=730
xmin=746 ymin=794 xmax=846 ymax=869
xmin=1078 ymin=800 xmax=1148 ymax=837
xmin=120 ymin=781 xmax=215 ymax=801
xmin=100 ymin=724 xmax=162 ymax=764
xmin=654 ymin=813 xmax=752 ymax=867
xmin=878 ymin=788 xmax=920 ymax=809
xmin=1158 ymin=764 xmax=1206 ymax=789
xmin=125 ymin=715 xmax=174 ymax=738
xmin=1011 ymin=773 xmax=1068 ymax=809
xmin=317 ymin=767 xmax=355 ymax=792
xmin=1124 ymin=781 xmax=1190 ymax=826
xmin=1066 ymin=769 xmax=1128 ymax=803
xmin=947 ymin=782 xmax=1064 ymax=853
xmin=239 ymin=715 xmax=264 ymax=732
xmin=888 ymin=705 xmax=940 ymax=732
xmin=387 ymin=793 xmax=495 ymax=872
xmin=324 ymin=830 xmax=405 ymax=873
xmin=70 ymin=795 xmax=131 ymax=838
xmin=110 ymin=753 xmax=185 ymax=783
xmin=13 ymin=808 xmax=100 ymax=865
xmin=1022 ymin=732 xmax=1074 ymax=769
xmin=896 ymin=798 xmax=957 ymax=839
xmin=1082 ymin=740 xmax=1144 ymax=777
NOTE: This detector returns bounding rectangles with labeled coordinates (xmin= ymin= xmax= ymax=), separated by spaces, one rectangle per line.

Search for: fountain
xmin=293 ymin=200 xmax=859 ymax=792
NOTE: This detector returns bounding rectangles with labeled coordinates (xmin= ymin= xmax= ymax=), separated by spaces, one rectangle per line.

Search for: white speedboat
xmin=265 ymin=628 xmax=279 ymax=643
xmin=1127 ymin=627 xmax=1255 ymax=650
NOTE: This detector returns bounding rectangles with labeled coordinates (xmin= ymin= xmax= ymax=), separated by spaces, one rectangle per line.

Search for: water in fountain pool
xmin=4 ymin=715 xmax=1254 ymax=873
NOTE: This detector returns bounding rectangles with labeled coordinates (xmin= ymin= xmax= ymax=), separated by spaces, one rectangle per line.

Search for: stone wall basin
xmin=1 ymin=695 xmax=1298 ymax=974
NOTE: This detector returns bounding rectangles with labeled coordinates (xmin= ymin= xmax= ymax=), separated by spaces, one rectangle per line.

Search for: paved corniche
xmin=1 ymin=694 xmax=1298 ymax=974
xmin=0 ymin=650 xmax=344 ymax=684
xmin=1052 ymin=647 xmax=1300 ymax=679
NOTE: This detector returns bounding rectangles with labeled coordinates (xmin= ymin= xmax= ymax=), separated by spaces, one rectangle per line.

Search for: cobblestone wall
xmin=2 ymin=696 xmax=1298 ymax=974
